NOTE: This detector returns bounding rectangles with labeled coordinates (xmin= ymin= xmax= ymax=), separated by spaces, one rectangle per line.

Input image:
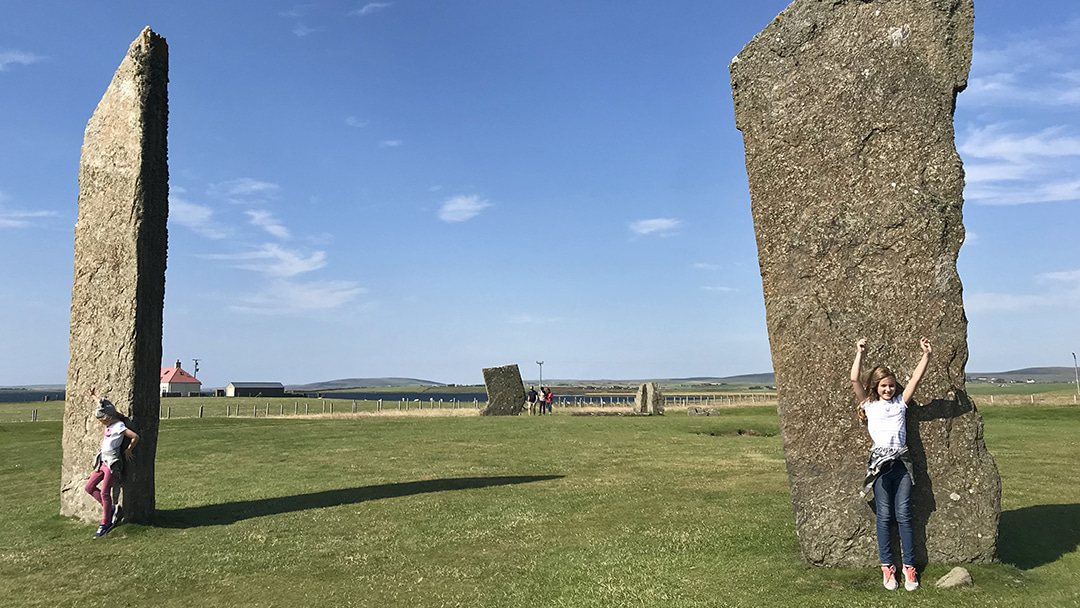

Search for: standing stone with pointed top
xmin=481 ymin=365 xmax=526 ymax=415
xmin=633 ymin=382 xmax=664 ymax=415
xmin=61 ymin=27 xmax=169 ymax=525
xmin=730 ymin=1 xmax=999 ymax=566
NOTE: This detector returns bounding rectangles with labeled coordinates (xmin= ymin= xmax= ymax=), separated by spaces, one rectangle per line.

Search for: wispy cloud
xmin=438 ymin=195 xmax=491 ymax=223
xmin=701 ymin=286 xmax=738 ymax=293
xmin=509 ymin=314 xmax=563 ymax=325
xmin=0 ymin=50 xmax=43 ymax=71
xmin=169 ymin=196 xmax=228 ymax=239
xmin=0 ymin=190 xmax=56 ymax=228
xmin=629 ymin=218 xmax=681 ymax=236
xmin=209 ymin=178 xmax=281 ymax=204
xmin=205 ymin=244 xmax=326 ymax=278
xmin=292 ymin=23 xmax=318 ymax=37
xmin=0 ymin=208 xmax=56 ymax=228
xmin=351 ymin=2 xmax=391 ymax=17
xmin=280 ymin=4 xmax=313 ymax=18
xmin=345 ymin=116 xmax=369 ymax=128
xmin=246 ymin=209 xmax=291 ymax=239
xmin=230 ymin=279 xmax=366 ymax=315
xmin=960 ymin=125 xmax=1080 ymax=205
xmin=692 ymin=262 xmax=720 ymax=271
xmin=379 ymin=139 xmax=402 ymax=148
xmin=958 ymin=22 xmax=1080 ymax=206
xmin=966 ymin=268 xmax=1080 ymax=312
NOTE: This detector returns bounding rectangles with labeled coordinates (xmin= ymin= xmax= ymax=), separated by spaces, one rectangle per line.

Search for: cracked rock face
xmin=481 ymin=365 xmax=526 ymax=416
xmin=730 ymin=0 xmax=999 ymax=567
xmin=61 ymin=28 xmax=168 ymax=525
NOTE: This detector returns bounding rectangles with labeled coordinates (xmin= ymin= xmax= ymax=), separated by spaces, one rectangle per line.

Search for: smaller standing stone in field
xmin=633 ymin=382 xmax=664 ymax=415
xmin=935 ymin=566 xmax=974 ymax=589
xmin=481 ymin=365 xmax=526 ymax=416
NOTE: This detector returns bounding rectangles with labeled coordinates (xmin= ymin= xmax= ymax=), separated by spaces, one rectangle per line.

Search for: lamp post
xmin=1073 ymin=352 xmax=1079 ymax=396
xmin=536 ymin=361 xmax=544 ymax=388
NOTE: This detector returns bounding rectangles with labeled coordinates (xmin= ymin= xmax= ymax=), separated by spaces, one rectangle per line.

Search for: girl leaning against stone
xmin=850 ymin=337 xmax=931 ymax=591
xmin=84 ymin=390 xmax=139 ymax=539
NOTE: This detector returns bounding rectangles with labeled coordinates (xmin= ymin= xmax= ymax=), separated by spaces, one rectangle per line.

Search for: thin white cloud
xmin=509 ymin=314 xmax=563 ymax=325
xmin=966 ymin=268 xmax=1080 ymax=313
xmin=208 ymin=178 xmax=281 ymax=202
xmin=701 ymin=286 xmax=738 ymax=293
xmin=205 ymin=244 xmax=326 ymax=278
xmin=438 ymin=195 xmax=491 ymax=223
xmin=0 ymin=190 xmax=56 ymax=228
xmin=959 ymin=125 xmax=1080 ymax=205
xmin=230 ymin=279 xmax=366 ymax=315
xmin=0 ymin=208 xmax=56 ymax=228
xmin=246 ymin=209 xmax=290 ymax=239
xmin=280 ymin=4 xmax=313 ymax=18
xmin=379 ymin=139 xmax=402 ymax=148
xmin=351 ymin=2 xmax=391 ymax=17
xmin=0 ymin=50 xmax=43 ymax=71
xmin=169 ymin=196 xmax=228 ymax=239
xmin=629 ymin=218 xmax=681 ymax=236
xmin=692 ymin=263 xmax=720 ymax=271
xmin=1037 ymin=269 xmax=1080 ymax=284
xmin=292 ymin=23 xmax=317 ymax=37
xmin=345 ymin=116 xmax=369 ymax=128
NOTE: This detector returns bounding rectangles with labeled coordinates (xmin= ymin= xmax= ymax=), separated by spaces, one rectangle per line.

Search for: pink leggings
xmin=85 ymin=462 xmax=116 ymax=525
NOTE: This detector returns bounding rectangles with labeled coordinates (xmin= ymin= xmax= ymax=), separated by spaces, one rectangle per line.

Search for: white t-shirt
xmin=100 ymin=420 xmax=128 ymax=466
xmin=861 ymin=396 xmax=907 ymax=450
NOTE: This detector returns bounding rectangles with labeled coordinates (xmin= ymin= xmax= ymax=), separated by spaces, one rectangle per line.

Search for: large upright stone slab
xmin=61 ymin=27 xmax=169 ymax=524
xmin=730 ymin=1 xmax=999 ymax=567
xmin=481 ymin=365 xmax=526 ymax=416
xmin=633 ymin=382 xmax=664 ymax=415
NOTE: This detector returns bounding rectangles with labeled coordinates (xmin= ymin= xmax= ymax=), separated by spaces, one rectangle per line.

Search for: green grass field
xmin=1 ymin=404 xmax=1077 ymax=607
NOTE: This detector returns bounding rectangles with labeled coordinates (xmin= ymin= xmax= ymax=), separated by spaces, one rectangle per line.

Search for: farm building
xmin=160 ymin=360 xmax=202 ymax=396
xmin=226 ymin=382 xmax=286 ymax=397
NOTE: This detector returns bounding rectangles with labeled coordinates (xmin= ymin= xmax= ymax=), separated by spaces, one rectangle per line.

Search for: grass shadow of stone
xmin=998 ymin=503 xmax=1080 ymax=570
xmin=154 ymin=475 xmax=564 ymax=529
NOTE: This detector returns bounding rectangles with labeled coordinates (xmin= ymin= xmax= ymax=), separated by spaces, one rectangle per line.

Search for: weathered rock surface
xmin=61 ymin=27 xmax=169 ymax=524
xmin=935 ymin=566 xmax=974 ymax=588
xmin=481 ymin=365 xmax=526 ymax=416
xmin=731 ymin=0 xmax=999 ymax=567
xmin=633 ymin=382 xmax=665 ymax=415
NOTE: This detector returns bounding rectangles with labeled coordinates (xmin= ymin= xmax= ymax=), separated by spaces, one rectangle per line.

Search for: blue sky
xmin=1 ymin=1 xmax=1077 ymax=387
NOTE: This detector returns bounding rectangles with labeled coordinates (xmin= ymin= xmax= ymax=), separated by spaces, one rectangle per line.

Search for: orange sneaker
xmin=881 ymin=564 xmax=898 ymax=590
xmin=903 ymin=565 xmax=919 ymax=591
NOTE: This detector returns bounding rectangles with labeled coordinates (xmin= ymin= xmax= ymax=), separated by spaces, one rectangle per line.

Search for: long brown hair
xmin=857 ymin=366 xmax=903 ymax=423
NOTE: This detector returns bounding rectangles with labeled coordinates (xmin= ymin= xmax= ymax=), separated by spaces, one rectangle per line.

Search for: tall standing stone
xmin=481 ymin=365 xmax=526 ymax=416
xmin=633 ymin=382 xmax=664 ymax=415
xmin=730 ymin=1 xmax=999 ymax=566
xmin=61 ymin=27 xmax=169 ymax=524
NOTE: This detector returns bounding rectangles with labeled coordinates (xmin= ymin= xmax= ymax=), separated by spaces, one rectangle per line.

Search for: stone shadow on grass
xmin=998 ymin=503 xmax=1080 ymax=570
xmin=154 ymin=475 xmax=564 ymax=529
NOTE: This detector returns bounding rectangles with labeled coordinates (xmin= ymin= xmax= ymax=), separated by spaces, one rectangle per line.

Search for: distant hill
xmin=286 ymin=377 xmax=444 ymax=391
xmin=967 ymin=367 xmax=1077 ymax=384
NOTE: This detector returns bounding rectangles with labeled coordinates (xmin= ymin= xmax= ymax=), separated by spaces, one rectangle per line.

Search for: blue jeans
xmin=873 ymin=459 xmax=914 ymax=566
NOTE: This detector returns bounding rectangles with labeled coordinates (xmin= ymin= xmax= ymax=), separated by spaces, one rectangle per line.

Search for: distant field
xmin=966 ymin=382 xmax=1079 ymax=396
xmin=1 ymin=405 xmax=1077 ymax=607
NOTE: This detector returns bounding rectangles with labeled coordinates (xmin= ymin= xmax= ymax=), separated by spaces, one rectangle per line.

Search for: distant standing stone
xmin=61 ymin=27 xmax=169 ymax=524
xmin=731 ymin=0 xmax=1000 ymax=567
xmin=481 ymin=365 xmax=526 ymax=416
xmin=633 ymin=382 xmax=664 ymax=415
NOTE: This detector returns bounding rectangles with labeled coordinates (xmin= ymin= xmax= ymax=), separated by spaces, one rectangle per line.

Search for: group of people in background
xmin=525 ymin=386 xmax=553 ymax=415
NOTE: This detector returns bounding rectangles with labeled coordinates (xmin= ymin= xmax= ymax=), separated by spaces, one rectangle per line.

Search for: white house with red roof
xmin=161 ymin=360 xmax=202 ymax=396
